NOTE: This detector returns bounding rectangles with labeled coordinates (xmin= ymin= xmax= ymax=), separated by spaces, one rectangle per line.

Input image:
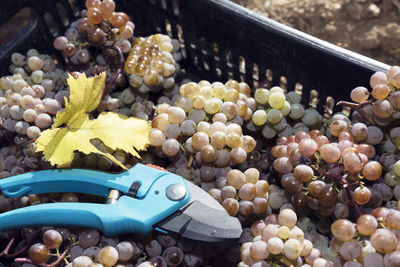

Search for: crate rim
xmin=212 ymin=0 xmax=390 ymax=73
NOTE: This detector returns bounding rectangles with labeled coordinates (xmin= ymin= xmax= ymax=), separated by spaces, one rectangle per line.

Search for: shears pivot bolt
xmin=166 ymin=184 xmax=186 ymax=201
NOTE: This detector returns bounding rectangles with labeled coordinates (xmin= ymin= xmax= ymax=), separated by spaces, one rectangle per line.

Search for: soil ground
xmin=232 ymin=0 xmax=400 ymax=65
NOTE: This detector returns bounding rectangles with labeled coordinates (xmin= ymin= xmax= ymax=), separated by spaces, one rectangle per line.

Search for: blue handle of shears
xmin=0 ymin=164 xmax=190 ymax=235
xmin=0 ymin=164 xmax=167 ymax=198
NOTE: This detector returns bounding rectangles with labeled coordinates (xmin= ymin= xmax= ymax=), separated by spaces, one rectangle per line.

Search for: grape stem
xmin=336 ymin=100 xmax=375 ymax=125
xmin=279 ymin=257 xmax=294 ymax=267
xmin=187 ymin=155 xmax=194 ymax=168
xmin=17 ymin=137 xmax=37 ymax=148
xmin=14 ymin=244 xmax=72 ymax=267
xmin=0 ymin=238 xmax=29 ymax=258
xmin=103 ymin=46 xmax=124 ymax=97
xmin=324 ymin=172 xmax=363 ymax=217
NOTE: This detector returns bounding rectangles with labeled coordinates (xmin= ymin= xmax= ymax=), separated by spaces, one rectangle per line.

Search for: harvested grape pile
xmin=1 ymin=0 xmax=400 ymax=267
xmin=232 ymin=0 xmax=400 ymax=65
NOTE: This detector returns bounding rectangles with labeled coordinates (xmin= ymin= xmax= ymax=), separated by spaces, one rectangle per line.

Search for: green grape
xmin=269 ymin=86 xmax=284 ymax=94
xmin=252 ymin=110 xmax=267 ymax=126
xmin=394 ymin=160 xmax=400 ymax=177
xmin=286 ymin=91 xmax=302 ymax=104
xmin=262 ymin=124 xmax=276 ymax=139
xmin=204 ymin=98 xmax=220 ymax=114
xmin=273 ymin=118 xmax=287 ymax=132
xmin=289 ymin=104 xmax=304 ymax=120
xmin=254 ymin=88 xmax=269 ymax=105
xmin=268 ymin=92 xmax=285 ymax=109
xmin=281 ymin=101 xmax=291 ymax=116
xmin=267 ymin=109 xmax=282 ymax=124
xmin=385 ymin=170 xmax=400 ymax=187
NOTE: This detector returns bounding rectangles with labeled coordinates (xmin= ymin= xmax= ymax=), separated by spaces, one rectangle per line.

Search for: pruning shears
xmin=0 ymin=163 xmax=242 ymax=245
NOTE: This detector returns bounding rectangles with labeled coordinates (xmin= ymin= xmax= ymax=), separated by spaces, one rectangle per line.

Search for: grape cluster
xmin=27 ymin=229 xmax=63 ymax=264
xmin=271 ymin=122 xmax=383 ymax=217
xmin=5 ymin=0 xmax=400 ymax=264
xmin=349 ymin=65 xmax=400 ymax=127
xmin=207 ymin=168 xmax=270 ymax=219
xmin=0 ymin=50 xmax=69 ymax=140
xmin=329 ymin=205 xmax=400 ymax=266
xmin=148 ymin=80 xmax=257 ymax=167
xmin=53 ymin=0 xmax=134 ymax=82
xmin=0 ymin=222 xmax=237 ymax=267
xmin=238 ymin=208 xmax=326 ymax=267
xmin=248 ymin=88 xmax=324 ymax=139
xmin=125 ymin=34 xmax=181 ymax=94
xmin=0 ymin=145 xmax=25 ymax=179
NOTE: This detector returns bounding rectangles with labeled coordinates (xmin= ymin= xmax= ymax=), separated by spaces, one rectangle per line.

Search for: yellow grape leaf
xmin=52 ymin=72 xmax=106 ymax=128
xmin=36 ymin=72 xmax=150 ymax=169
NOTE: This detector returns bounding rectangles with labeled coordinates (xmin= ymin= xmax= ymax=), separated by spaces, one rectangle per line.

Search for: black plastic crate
xmin=0 ymin=0 xmax=390 ymax=105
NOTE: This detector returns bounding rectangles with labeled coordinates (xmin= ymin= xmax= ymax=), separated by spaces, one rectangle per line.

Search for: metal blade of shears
xmin=155 ymin=180 xmax=242 ymax=245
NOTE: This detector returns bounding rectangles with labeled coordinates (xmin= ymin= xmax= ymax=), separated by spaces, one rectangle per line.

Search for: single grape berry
xmin=43 ymin=229 xmax=63 ymax=249
xmin=28 ymin=243 xmax=49 ymax=263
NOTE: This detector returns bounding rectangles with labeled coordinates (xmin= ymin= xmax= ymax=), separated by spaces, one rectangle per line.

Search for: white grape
xmin=31 ymin=70 xmax=44 ymax=84
xmin=197 ymin=121 xmax=210 ymax=133
xmin=0 ymin=105 xmax=10 ymax=118
xmin=15 ymin=121 xmax=29 ymax=135
xmin=44 ymin=99 xmax=60 ymax=115
xmin=13 ymin=79 xmax=28 ymax=93
xmin=393 ymin=161 xmax=400 ymax=177
xmin=281 ymin=101 xmax=291 ymax=116
xmin=289 ymin=104 xmax=304 ymax=120
xmin=252 ymin=110 xmax=267 ymax=126
xmin=11 ymin=53 xmax=25 ymax=67
xmin=35 ymin=113 xmax=52 ymax=129
xmin=3 ymin=118 xmax=17 ymax=132
xmin=41 ymin=79 xmax=55 ymax=91
xmin=162 ymin=138 xmax=180 ymax=156
xmin=267 ymin=109 xmax=282 ymax=124
xmin=284 ymin=239 xmax=301 ymax=260
xmin=72 ymin=256 xmax=93 ymax=267
xmin=149 ymin=129 xmax=166 ymax=147
xmin=98 ymin=246 xmax=118 ymax=266
xmin=164 ymin=124 xmax=181 ymax=139
xmin=32 ymin=85 xmax=45 ymax=98
xmin=268 ymin=92 xmax=285 ymax=109
xmin=180 ymin=120 xmax=196 ymax=136
xmin=302 ymin=109 xmax=321 ymax=126
xmin=262 ymin=124 xmax=276 ymax=139
xmin=270 ymin=86 xmax=284 ymax=94
xmin=254 ymin=89 xmax=269 ymax=105
xmin=27 ymin=56 xmax=44 ymax=71
xmin=267 ymin=237 xmax=284 ymax=254
xmin=116 ymin=241 xmax=134 ymax=262
xmin=27 ymin=126 xmax=41 ymax=139
xmin=9 ymin=105 xmax=24 ymax=120
xmin=286 ymin=91 xmax=301 ymax=104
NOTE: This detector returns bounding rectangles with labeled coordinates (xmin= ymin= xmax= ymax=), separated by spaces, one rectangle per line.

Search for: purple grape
xmin=162 ymin=246 xmax=183 ymax=267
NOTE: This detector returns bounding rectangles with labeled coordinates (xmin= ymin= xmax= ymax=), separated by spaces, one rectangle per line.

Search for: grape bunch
xmin=249 ymin=87 xmax=324 ymax=139
xmin=207 ymin=168 xmax=270 ymax=220
xmin=0 ymin=220 xmax=237 ymax=267
xmin=5 ymin=0 xmax=400 ymax=264
xmin=329 ymin=205 xmax=400 ymax=266
xmin=125 ymin=34 xmax=182 ymax=94
xmin=238 ymin=208 xmax=327 ymax=267
xmin=271 ymin=117 xmax=383 ymax=217
xmin=348 ymin=65 xmax=400 ymax=127
xmin=148 ymin=80 xmax=257 ymax=167
xmin=0 ymin=50 xmax=69 ymax=141
xmin=27 ymin=229 xmax=64 ymax=264
xmin=53 ymin=0 xmax=134 ymax=78
xmin=0 ymin=145 xmax=25 ymax=179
